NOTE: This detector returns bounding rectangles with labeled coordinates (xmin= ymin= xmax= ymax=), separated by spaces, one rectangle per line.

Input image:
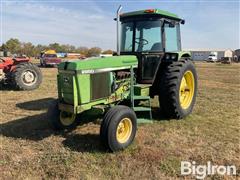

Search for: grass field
xmin=0 ymin=62 xmax=239 ymax=179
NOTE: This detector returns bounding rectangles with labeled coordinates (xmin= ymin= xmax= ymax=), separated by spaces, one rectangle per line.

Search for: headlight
xmin=166 ymin=54 xmax=170 ymax=60
xmin=171 ymin=54 xmax=177 ymax=60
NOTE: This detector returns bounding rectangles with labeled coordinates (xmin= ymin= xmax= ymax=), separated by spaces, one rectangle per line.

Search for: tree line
xmin=0 ymin=38 xmax=113 ymax=57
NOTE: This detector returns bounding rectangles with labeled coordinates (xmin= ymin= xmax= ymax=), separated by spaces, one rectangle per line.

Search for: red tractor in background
xmin=0 ymin=57 xmax=42 ymax=90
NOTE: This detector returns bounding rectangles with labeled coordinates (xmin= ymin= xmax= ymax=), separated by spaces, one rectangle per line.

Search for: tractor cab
xmin=119 ymin=9 xmax=184 ymax=83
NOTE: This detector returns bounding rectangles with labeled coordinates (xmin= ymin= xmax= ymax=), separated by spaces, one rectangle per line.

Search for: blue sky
xmin=1 ymin=0 xmax=239 ymax=50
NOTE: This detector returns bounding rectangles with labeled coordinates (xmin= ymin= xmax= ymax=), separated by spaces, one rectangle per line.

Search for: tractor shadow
xmin=1 ymin=97 xmax=169 ymax=152
xmin=136 ymin=107 xmax=170 ymax=121
xmin=0 ymin=112 xmax=54 ymax=141
xmin=62 ymin=133 xmax=106 ymax=153
xmin=16 ymin=97 xmax=55 ymax=111
xmin=0 ymin=111 xmax=104 ymax=153
xmin=121 ymin=101 xmax=169 ymax=121
xmin=0 ymin=83 xmax=17 ymax=91
xmin=152 ymin=107 xmax=171 ymax=121
xmin=1 ymin=97 xmax=104 ymax=152
xmin=38 ymin=64 xmax=58 ymax=68
xmin=1 ymin=98 xmax=56 ymax=140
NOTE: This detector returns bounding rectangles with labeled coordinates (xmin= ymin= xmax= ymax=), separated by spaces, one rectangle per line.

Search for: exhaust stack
xmin=116 ymin=5 xmax=122 ymax=55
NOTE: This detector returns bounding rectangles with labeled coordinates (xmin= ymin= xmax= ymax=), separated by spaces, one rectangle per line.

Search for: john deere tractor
xmin=48 ymin=7 xmax=197 ymax=152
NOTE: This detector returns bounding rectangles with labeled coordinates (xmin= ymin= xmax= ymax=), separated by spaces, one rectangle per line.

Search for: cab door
xmin=137 ymin=53 xmax=162 ymax=84
xmin=134 ymin=20 xmax=163 ymax=84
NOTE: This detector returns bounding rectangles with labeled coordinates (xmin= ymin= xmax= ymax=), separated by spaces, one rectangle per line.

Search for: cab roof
xmin=120 ymin=9 xmax=181 ymax=21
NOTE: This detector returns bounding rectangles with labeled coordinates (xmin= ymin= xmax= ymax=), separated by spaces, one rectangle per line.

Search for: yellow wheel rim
xmin=179 ymin=71 xmax=195 ymax=109
xmin=116 ymin=118 xmax=132 ymax=144
xmin=60 ymin=111 xmax=76 ymax=126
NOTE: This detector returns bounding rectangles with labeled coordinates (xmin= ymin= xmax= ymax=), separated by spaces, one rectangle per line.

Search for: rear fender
xmin=13 ymin=57 xmax=30 ymax=62
xmin=177 ymin=51 xmax=191 ymax=60
xmin=0 ymin=59 xmax=15 ymax=73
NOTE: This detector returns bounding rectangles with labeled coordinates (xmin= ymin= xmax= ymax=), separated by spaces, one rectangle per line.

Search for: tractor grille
xmin=90 ymin=72 xmax=111 ymax=100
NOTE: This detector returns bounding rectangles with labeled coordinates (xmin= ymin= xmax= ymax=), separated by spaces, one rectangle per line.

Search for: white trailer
xmin=207 ymin=51 xmax=218 ymax=62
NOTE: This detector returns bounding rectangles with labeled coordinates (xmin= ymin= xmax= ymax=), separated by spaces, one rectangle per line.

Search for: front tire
xmin=100 ymin=105 xmax=137 ymax=152
xmin=47 ymin=100 xmax=78 ymax=130
xmin=159 ymin=60 xmax=197 ymax=119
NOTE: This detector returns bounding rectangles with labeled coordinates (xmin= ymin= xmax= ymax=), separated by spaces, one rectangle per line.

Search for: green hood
xmin=58 ymin=55 xmax=138 ymax=71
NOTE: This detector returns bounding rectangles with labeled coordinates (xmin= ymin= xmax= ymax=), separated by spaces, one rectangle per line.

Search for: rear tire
xmin=159 ymin=60 xmax=197 ymax=119
xmin=100 ymin=105 xmax=137 ymax=152
xmin=12 ymin=62 xmax=42 ymax=90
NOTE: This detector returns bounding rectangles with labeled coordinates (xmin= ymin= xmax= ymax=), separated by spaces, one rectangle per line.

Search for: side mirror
xmin=164 ymin=19 xmax=175 ymax=27
xmin=169 ymin=22 xmax=175 ymax=28
xmin=181 ymin=19 xmax=185 ymax=24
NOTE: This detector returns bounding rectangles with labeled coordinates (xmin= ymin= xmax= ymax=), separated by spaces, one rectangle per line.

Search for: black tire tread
xmin=100 ymin=105 xmax=137 ymax=152
xmin=159 ymin=59 xmax=197 ymax=119
xmin=47 ymin=100 xmax=78 ymax=130
xmin=12 ymin=62 xmax=42 ymax=90
xmin=100 ymin=105 xmax=129 ymax=145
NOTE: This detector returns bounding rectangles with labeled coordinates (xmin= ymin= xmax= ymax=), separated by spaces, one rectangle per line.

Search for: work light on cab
xmin=144 ymin=9 xmax=156 ymax=13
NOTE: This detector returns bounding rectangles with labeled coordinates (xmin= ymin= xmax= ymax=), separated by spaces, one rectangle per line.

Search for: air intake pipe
xmin=116 ymin=5 xmax=122 ymax=56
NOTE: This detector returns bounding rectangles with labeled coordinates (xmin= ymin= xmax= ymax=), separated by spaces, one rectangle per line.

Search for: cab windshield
xmin=121 ymin=20 xmax=181 ymax=52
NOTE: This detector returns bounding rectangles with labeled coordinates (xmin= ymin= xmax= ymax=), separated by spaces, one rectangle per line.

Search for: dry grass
xmin=0 ymin=61 xmax=240 ymax=179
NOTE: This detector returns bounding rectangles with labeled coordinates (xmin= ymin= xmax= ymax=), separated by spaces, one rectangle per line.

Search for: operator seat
xmin=151 ymin=42 xmax=162 ymax=51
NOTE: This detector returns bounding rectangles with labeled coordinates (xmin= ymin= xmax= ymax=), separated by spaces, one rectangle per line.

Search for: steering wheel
xmin=125 ymin=38 xmax=149 ymax=51
xmin=135 ymin=38 xmax=149 ymax=45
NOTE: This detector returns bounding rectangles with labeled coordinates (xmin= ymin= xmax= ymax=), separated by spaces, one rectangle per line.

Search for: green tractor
xmin=48 ymin=7 xmax=197 ymax=152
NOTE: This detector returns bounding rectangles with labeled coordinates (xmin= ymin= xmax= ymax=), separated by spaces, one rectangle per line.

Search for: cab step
xmin=137 ymin=118 xmax=153 ymax=124
xmin=133 ymin=107 xmax=151 ymax=111
xmin=133 ymin=84 xmax=151 ymax=96
xmin=133 ymin=96 xmax=150 ymax=100
xmin=130 ymin=67 xmax=153 ymax=123
xmin=132 ymin=96 xmax=152 ymax=121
